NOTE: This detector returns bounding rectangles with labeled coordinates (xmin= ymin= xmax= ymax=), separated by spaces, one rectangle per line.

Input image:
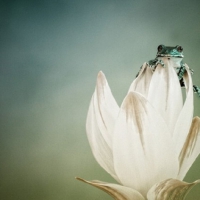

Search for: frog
xmin=136 ymin=44 xmax=200 ymax=96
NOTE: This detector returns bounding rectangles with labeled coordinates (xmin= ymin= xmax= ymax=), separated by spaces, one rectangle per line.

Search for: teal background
xmin=1 ymin=0 xmax=200 ymax=199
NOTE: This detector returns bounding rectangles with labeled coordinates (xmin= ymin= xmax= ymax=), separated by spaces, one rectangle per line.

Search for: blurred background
xmin=1 ymin=0 xmax=200 ymax=199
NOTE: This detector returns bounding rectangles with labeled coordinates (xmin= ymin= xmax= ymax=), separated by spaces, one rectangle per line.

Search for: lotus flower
xmin=77 ymin=57 xmax=200 ymax=200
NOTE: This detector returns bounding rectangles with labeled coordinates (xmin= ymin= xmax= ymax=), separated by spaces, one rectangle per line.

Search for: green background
xmin=1 ymin=0 xmax=200 ymax=199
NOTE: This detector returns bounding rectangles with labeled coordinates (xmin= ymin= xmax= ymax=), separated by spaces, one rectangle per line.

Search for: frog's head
xmin=156 ymin=45 xmax=184 ymax=58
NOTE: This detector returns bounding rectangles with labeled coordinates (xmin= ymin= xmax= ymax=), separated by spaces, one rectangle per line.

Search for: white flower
xmin=77 ymin=58 xmax=200 ymax=200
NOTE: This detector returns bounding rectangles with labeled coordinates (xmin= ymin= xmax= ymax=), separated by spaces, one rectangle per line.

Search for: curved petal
xmin=93 ymin=71 xmax=119 ymax=148
xmin=86 ymin=95 xmax=119 ymax=181
xmin=147 ymin=178 xmax=200 ymax=200
xmin=86 ymin=72 xmax=119 ymax=181
xmin=147 ymin=58 xmax=183 ymax=134
xmin=178 ymin=116 xmax=200 ymax=179
xmin=173 ymin=65 xmax=194 ymax=157
xmin=76 ymin=177 xmax=145 ymax=200
xmin=113 ymin=92 xmax=179 ymax=197
xmin=128 ymin=63 xmax=153 ymax=97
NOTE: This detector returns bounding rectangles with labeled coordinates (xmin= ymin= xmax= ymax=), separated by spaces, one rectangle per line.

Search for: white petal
xmin=113 ymin=92 xmax=179 ymax=197
xmin=178 ymin=116 xmax=200 ymax=179
xmin=173 ymin=65 xmax=194 ymax=158
xmin=93 ymin=71 xmax=119 ymax=148
xmin=148 ymin=58 xmax=183 ymax=134
xmin=86 ymin=72 xmax=119 ymax=181
xmin=128 ymin=63 xmax=153 ymax=97
xmin=76 ymin=177 xmax=145 ymax=200
xmin=86 ymin=95 xmax=118 ymax=180
xmin=147 ymin=178 xmax=200 ymax=200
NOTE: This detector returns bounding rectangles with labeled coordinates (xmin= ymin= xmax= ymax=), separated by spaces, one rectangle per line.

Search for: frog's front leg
xmin=177 ymin=61 xmax=195 ymax=89
xmin=147 ymin=58 xmax=165 ymax=71
xmin=178 ymin=64 xmax=200 ymax=97
xmin=177 ymin=62 xmax=186 ymax=81
xmin=176 ymin=61 xmax=194 ymax=79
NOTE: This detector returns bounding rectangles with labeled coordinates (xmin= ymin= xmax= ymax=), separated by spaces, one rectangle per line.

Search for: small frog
xmin=136 ymin=44 xmax=200 ymax=96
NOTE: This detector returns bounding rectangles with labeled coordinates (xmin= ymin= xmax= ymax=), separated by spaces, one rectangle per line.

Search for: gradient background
xmin=1 ymin=0 xmax=200 ymax=199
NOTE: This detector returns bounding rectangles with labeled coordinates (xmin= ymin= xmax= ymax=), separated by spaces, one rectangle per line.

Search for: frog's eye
xmin=157 ymin=45 xmax=163 ymax=52
xmin=176 ymin=45 xmax=183 ymax=52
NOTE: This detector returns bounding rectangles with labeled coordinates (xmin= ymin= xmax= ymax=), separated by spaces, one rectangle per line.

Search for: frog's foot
xmin=193 ymin=85 xmax=200 ymax=97
xmin=147 ymin=59 xmax=165 ymax=72
xmin=189 ymin=68 xmax=194 ymax=75
xmin=155 ymin=59 xmax=165 ymax=67
xmin=151 ymin=59 xmax=165 ymax=71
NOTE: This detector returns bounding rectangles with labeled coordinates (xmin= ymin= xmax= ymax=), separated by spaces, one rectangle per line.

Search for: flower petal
xmin=76 ymin=177 xmax=145 ymax=200
xmin=173 ymin=65 xmax=194 ymax=157
xmin=128 ymin=63 xmax=153 ymax=97
xmin=86 ymin=72 xmax=120 ymax=181
xmin=178 ymin=116 xmax=200 ymax=179
xmin=147 ymin=58 xmax=183 ymax=134
xmin=147 ymin=178 xmax=200 ymax=200
xmin=113 ymin=92 xmax=179 ymax=197
xmin=93 ymin=71 xmax=119 ymax=148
